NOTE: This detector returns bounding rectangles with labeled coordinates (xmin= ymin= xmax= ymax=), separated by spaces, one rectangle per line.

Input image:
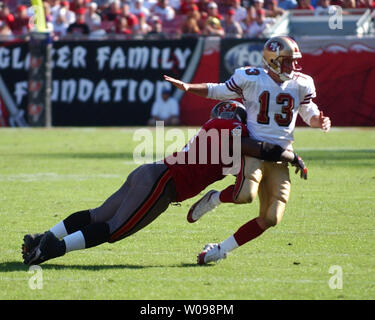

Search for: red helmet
xmin=210 ymin=100 xmax=247 ymax=124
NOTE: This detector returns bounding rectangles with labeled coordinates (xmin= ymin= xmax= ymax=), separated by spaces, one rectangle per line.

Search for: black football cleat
xmin=22 ymin=233 xmax=44 ymax=260
xmin=23 ymin=231 xmax=66 ymax=265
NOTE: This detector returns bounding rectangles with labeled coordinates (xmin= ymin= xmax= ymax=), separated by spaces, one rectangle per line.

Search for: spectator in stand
xmin=357 ymin=0 xmax=375 ymax=8
xmin=85 ymin=2 xmax=101 ymax=30
xmin=181 ymin=15 xmax=201 ymax=35
xmin=11 ymin=5 xmax=30 ymax=35
xmin=0 ymin=20 xmax=13 ymax=39
xmin=202 ymin=15 xmax=225 ymax=36
xmin=60 ymin=1 xmax=76 ymax=25
xmin=116 ymin=15 xmax=132 ymax=35
xmin=266 ymin=0 xmax=285 ymax=17
xmin=277 ymin=0 xmax=298 ymax=9
xmin=42 ymin=1 xmax=55 ymax=32
xmin=169 ymin=0 xmax=182 ymax=12
xmin=101 ymin=0 xmax=121 ymax=33
xmin=246 ymin=8 xmax=273 ymax=38
xmin=148 ymin=88 xmax=180 ymax=126
xmin=206 ymin=1 xmax=224 ymax=19
xmin=197 ymin=0 xmax=211 ymax=12
xmin=222 ymin=8 xmax=242 ymax=37
xmin=315 ymin=0 xmax=339 ymax=14
xmin=147 ymin=15 xmax=167 ymax=39
xmin=248 ymin=0 xmax=265 ymax=19
xmin=135 ymin=12 xmax=152 ymax=36
xmin=342 ymin=0 xmax=356 ymax=8
xmin=49 ymin=0 xmax=62 ymax=19
xmin=131 ymin=0 xmax=151 ymax=20
xmin=53 ymin=9 xmax=69 ymax=37
xmin=67 ymin=7 xmax=90 ymax=35
xmin=0 ymin=4 xmax=15 ymax=29
xmin=180 ymin=0 xmax=199 ymax=14
xmin=181 ymin=5 xmax=202 ymax=35
xmin=119 ymin=3 xmax=139 ymax=34
xmin=143 ymin=0 xmax=158 ymax=10
xmin=153 ymin=0 xmax=176 ymax=21
xmin=230 ymin=0 xmax=247 ymax=29
xmin=104 ymin=0 xmax=122 ymax=21
xmin=296 ymin=0 xmax=315 ymax=10
xmin=70 ymin=0 xmax=86 ymax=13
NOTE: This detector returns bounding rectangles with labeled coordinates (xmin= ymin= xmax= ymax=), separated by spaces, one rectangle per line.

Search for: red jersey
xmin=164 ymin=118 xmax=248 ymax=202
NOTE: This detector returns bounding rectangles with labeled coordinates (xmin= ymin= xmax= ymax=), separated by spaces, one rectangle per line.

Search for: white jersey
xmin=207 ymin=67 xmax=320 ymax=149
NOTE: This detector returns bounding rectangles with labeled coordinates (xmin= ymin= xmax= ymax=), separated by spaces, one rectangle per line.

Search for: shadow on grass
xmin=0 ymin=261 xmax=211 ymax=272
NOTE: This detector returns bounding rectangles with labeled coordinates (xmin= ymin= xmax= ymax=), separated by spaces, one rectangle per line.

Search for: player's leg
xmin=211 ymin=163 xmax=290 ymax=261
xmin=23 ymin=163 xmax=177 ymax=265
xmin=257 ymin=162 xmax=291 ymax=230
xmin=197 ymin=161 xmax=290 ymax=264
xmin=22 ymin=167 xmax=137 ymax=259
xmin=107 ymin=164 xmax=176 ymax=242
xmin=187 ymin=156 xmax=263 ymax=223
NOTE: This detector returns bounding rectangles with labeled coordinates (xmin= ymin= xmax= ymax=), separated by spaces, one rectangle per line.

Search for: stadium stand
xmin=0 ymin=0 xmax=374 ymax=39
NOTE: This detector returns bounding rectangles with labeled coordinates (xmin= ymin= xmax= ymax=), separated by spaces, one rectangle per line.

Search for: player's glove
xmin=291 ymin=153 xmax=307 ymax=180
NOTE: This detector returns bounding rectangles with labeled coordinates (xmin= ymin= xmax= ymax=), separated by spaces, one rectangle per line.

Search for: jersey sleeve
xmin=298 ymin=75 xmax=320 ymax=126
xmin=207 ymin=67 xmax=249 ymax=100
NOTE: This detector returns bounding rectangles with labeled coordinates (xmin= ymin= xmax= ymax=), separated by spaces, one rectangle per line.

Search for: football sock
xmin=233 ymin=218 xmax=265 ymax=246
xmin=63 ymin=231 xmax=85 ymax=253
xmin=63 ymin=210 xmax=92 ymax=235
xmin=219 ymin=185 xmax=235 ymax=203
xmin=219 ymin=235 xmax=239 ymax=253
xmin=50 ymin=221 xmax=68 ymax=239
xmin=63 ymin=223 xmax=110 ymax=253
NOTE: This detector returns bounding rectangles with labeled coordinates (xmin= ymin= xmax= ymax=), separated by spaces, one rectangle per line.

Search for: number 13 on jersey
xmin=257 ymin=91 xmax=295 ymax=127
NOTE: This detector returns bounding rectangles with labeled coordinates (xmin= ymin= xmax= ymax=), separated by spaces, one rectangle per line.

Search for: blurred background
xmin=0 ymin=0 xmax=374 ymax=127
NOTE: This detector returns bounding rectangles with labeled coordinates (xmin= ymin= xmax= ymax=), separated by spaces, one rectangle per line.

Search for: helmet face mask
xmin=263 ymin=36 xmax=302 ymax=82
xmin=211 ymin=100 xmax=247 ymax=124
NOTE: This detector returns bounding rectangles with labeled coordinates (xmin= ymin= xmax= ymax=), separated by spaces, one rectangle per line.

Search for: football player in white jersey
xmin=164 ymin=36 xmax=331 ymax=265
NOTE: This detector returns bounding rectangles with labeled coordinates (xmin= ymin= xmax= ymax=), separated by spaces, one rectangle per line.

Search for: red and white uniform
xmin=206 ymin=67 xmax=319 ymax=150
xmin=164 ymin=118 xmax=248 ymax=202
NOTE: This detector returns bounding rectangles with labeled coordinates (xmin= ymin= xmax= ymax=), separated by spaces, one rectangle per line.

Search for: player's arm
xmin=163 ymin=71 xmax=242 ymax=100
xmin=163 ymin=75 xmax=208 ymax=97
xmin=241 ymin=138 xmax=307 ymax=179
xmin=309 ymin=111 xmax=331 ymax=132
xmin=299 ymin=77 xmax=331 ymax=132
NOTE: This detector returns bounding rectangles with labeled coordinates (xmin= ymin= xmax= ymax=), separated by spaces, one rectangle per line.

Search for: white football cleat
xmin=197 ymin=243 xmax=227 ymax=265
xmin=187 ymin=190 xmax=218 ymax=223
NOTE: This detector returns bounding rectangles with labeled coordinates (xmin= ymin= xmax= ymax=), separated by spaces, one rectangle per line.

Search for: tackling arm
xmin=241 ymin=138 xmax=307 ymax=179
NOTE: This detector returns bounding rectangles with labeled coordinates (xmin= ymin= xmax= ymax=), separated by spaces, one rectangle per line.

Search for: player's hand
xmin=291 ymin=153 xmax=307 ymax=180
xmin=164 ymin=75 xmax=189 ymax=92
xmin=318 ymin=111 xmax=331 ymax=132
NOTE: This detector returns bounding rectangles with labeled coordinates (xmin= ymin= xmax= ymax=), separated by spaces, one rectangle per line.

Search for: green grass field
xmin=0 ymin=127 xmax=374 ymax=300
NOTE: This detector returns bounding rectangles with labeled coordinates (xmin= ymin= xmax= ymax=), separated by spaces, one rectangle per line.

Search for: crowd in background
xmin=0 ymin=0 xmax=374 ymax=39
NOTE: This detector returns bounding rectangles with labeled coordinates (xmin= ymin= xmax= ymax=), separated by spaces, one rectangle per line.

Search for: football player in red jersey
xmin=21 ymin=100 xmax=306 ymax=266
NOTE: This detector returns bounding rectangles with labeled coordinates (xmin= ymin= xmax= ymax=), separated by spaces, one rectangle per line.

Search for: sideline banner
xmin=298 ymin=37 xmax=375 ymax=126
xmin=51 ymin=38 xmax=200 ymax=126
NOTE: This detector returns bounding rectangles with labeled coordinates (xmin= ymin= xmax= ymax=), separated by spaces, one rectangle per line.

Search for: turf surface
xmin=0 ymin=127 xmax=374 ymax=300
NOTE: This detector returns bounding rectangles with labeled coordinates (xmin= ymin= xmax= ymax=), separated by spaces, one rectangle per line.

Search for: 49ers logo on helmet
xmin=267 ymin=41 xmax=283 ymax=52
